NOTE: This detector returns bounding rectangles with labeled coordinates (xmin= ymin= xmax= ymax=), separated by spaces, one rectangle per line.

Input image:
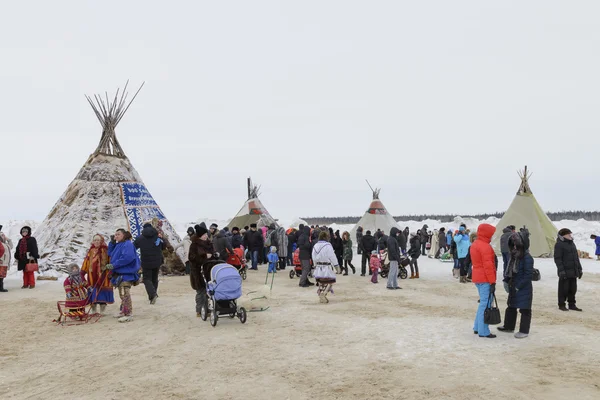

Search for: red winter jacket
xmin=470 ymin=224 xmax=497 ymax=284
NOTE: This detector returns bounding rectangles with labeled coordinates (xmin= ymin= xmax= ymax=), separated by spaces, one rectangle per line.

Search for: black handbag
xmin=532 ymin=268 xmax=541 ymax=281
xmin=484 ymin=291 xmax=502 ymax=325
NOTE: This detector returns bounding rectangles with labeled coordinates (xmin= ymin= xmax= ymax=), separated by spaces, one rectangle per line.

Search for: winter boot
xmin=415 ymin=272 xmax=420 ymax=279
xmin=558 ymin=305 xmax=569 ymax=311
xmin=0 ymin=279 xmax=7 ymax=292
xmin=514 ymin=332 xmax=528 ymax=339
xmin=91 ymin=304 xmax=97 ymax=314
xmin=118 ymin=315 xmax=133 ymax=323
xmin=409 ymin=272 xmax=415 ymax=279
xmin=568 ymin=305 xmax=582 ymax=312
xmin=99 ymin=304 xmax=107 ymax=315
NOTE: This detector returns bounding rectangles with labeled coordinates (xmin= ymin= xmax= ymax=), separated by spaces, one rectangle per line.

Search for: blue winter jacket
xmin=446 ymin=232 xmax=453 ymax=246
xmin=508 ymin=253 xmax=534 ymax=309
xmin=454 ymin=233 xmax=471 ymax=258
xmin=595 ymin=237 xmax=600 ymax=256
xmin=108 ymin=241 xmax=140 ymax=282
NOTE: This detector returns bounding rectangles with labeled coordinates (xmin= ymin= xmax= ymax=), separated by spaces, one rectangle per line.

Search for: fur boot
xmin=415 ymin=272 xmax=420 ymax=279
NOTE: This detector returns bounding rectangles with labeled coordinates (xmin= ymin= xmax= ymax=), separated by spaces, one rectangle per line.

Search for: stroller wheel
xmin=381 ymin=271 xmax=388 ymax=278
xmin=241 ymin=270 xmax=247 ymax=280
xmin=238 ymin=307 xmax=247 ymax=324
xmin=200 ymin=303 xmax=208 ymax=321
xmin=309 ymin=271 xmax=313 ymax=278
xmin=289 ymin=270 xmax=295 ymax=279
xmin=399 ymin=268 xmax=408 ymax=280
xmin=229 ymin=313 xmax=235 ymax=318
xmin=210 ymin=309 xmax=218 ymax=327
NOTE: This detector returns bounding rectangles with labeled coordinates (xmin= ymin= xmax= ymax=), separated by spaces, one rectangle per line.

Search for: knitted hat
xmin=194 ymin=225 xmax=209 ymax=238
xmin=270 ymin=246 xmax=277 ymax=253
xmin=558 ymin=228 xmax=572 ymax=236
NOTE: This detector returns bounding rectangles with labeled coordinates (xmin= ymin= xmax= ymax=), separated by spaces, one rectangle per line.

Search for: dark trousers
xmin=502 ymin=252 xmax=509 ymax=271
xmin=287 ymin=254 xmax=293 ymax=266
xmin=185 ymin=261 xmax=191 ymax=275
xmin=278 ymin=258 xmax=286 ymax=270
xmin=504 ymin=307 xmax=532 ymax=334
xmin=459 ymin=258 xmax=467 ymax=277
xmin=421 ymin=243 xmax=427 ymax=255
xmin=361 ymin=253 xmax=370 ymax=275
xmin=357 ymin=246 xmax=362 ymax=255
xmin=410 ymin=258 xmax=419 ymax=275
xmin=142 ymin=267 xmax=159 ymax=300
xmin=558 ymin=278 xmax=578 ymax=307
xmin=299 ymin=259 xmax=311 ymax=285
xmin=343 ymin=260 xmax=355 ymax=274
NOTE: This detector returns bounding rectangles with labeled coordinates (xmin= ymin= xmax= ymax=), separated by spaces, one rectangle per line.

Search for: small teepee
xmin=35 ymin=82 xmax=183 ymax=272
xmin=226 ymin=178 xmax=278 ymax=230
xmin=491 ymin=166 xmax=558 ymax=257
xmin=350 ymin=181 xmax=399 ymax=238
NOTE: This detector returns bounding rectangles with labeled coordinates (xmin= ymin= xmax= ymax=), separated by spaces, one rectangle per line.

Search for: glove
xmin=503 ymin=281 xmax=510 ymax=294
xmin=578 ymin=272 xmax=583 ymax=279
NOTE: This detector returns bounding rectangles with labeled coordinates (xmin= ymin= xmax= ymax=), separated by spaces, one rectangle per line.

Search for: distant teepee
xmin=35 ymin=82 xmax=183 ymax=272
xmin=226 ymin=178 xmax=278 ymax=230
xmin=350 ymin=181 xmax=399 ymax=238
xmin=491 ymin=166 xmax=558 ymax=257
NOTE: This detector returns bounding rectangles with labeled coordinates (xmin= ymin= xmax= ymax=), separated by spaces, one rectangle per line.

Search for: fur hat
xmin=194 ymin=224 xmax=209 ymax=238
xmin=366 ymin=230 xmax=371 ymax=235
xmin=186 ymin=227 xmax=194 ymax=236
xmin=558 ymin=228 xmax=572 ymax=236
xmin=250 ymin=223 xmax=257 ymax=228
xmin=210 ymin=223 xmax=218 ymax=229
xmin=232 ymin=227 xmax=239 ymax=233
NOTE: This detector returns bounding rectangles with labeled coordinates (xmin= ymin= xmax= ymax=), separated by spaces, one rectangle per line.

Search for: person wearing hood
xmin=134 ymin=223 xmax=166 ymax=304
xmin=397 ymin=229 xmax=407 ymax=255
xmin=0 ymin=228 xmax=14 ymax=292
xmin=312 ymin=230 xmax=339 ymax=303
xmin=497 ymin=228 xmax=534 ymax=338
xmin=420 ymin=224 xmax=429 ymax=255
xmin=356 ymin=226 xmax=364 ymax=255
xmin=377 ymin=231 xmax=388 ymax=253
xmin=592 ymin=234 xmax=600 ymax=261
xmin=500 ymin=226 xmax=515 ymax=270
xmin=470 ymin=224 xmax=497 ymax=338
xmin=243 ymin=224 xmax=264 ymax=270
xmin=403 ymin=227 xmax=410 ymax=241
xmin=454 ymin=224 xmax=471 ymax=283
xmin=408 ymin=233 xmax=421 ymax=279
xmin=297 ymin=225 xmax=315 ymax=287
xmin=428 ymin=229 xmax=439 ymax=258
xmin=286 ymin=229 xmax=296 ymax=266
xmin=554 ymin=228 xmax=583 ymax=311
xmin=14 ymin=226 xmax=39 ymax=289
xmin=332 ymin=230 xmax=344 ymax=274
xmin=188 ymin=225 xmax=215 ymax=317
xmin=272 ymin=226 xmax=289 ymax=271
xmin=231 ymin=227 xmax=243 ymax=249
xmin=222 ymin=227 xmax=233 ymax=246
xmin=360 ymin=230 xmax=377 ymax=276
xmin=386 ymin=228 xmax=402 ymax=289
xmin=436 ymin=228 xmax=447 ymax=257
xmin=107 ymin=229 xmax=140 ymax=323
xmin=174 ymin=227 xmax=194 ymax=275
xmin=214 ymin=229 xmax=233 ymax=261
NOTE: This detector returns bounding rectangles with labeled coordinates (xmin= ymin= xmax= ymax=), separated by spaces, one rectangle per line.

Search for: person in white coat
xmin=428 ymin=229 xmax=439 ymax=258
xmin=312 ymin=230 xmax=339 ymax=304
xmin=175 ymin=227 xmax=194 ymax=275
xmin=0 ymin=229 xmax=13 ymax=292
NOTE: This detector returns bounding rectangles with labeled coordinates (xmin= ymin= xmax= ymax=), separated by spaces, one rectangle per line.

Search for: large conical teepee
xmin=226 ymin=178 xmax=278 ymax=229
xmin=350 ymin=181 xmax=399 ymax=238
xmin=491 ymin=166 xmax=558 ymax=257
xmin=35 ymin=82 xmax=183 ymax=272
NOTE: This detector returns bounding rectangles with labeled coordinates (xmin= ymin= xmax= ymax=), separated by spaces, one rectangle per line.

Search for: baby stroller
xmin=199 ymin=260 xmax=247 ymax=327
xmin=226 ymin=247 xmax=247 ymax=280
xmin=378 ymin=250 xmax=409 ymax=279
xmin=289 ymin=249 xmax=313 ymax=279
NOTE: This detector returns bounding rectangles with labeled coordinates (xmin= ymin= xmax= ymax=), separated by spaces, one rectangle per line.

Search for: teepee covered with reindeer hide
xmin=350 ymin=181 xmax=399 ymax=238
xmin=35 ymin=82 xmax=183 ymax=273
xmin=491 ymin=166 xmax=558 ymax=257
xmin=226 ymin=178 xmax=278 ymax=230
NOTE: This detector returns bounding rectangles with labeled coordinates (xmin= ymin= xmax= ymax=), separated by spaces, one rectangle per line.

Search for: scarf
xmin=19 ymin=235 xmax=30 ymax=258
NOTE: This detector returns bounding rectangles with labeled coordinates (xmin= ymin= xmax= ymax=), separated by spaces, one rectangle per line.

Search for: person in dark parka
xmin=134 ymin=223 xmax=165 ymax=303
xmin=554 ymin=228 xmax=583 ymax=311
xmin=498 ymin=229 xmax=534 ymax=338
xmin=231 ymin=227 xmax=243 ymax=249
xmin=332 ymin=230 xmax=344 ymax=274
xmin=188 ymin=225 xmax=215 ymax=316
xmin=360 ymin=230 xmax=377 ymax=276
xmin=244 ymin=224 xmax=264 ymax=270
xmin=397 ymin=229 xmax=407 ymax=255
xmin=297 ymin=226 xmax=314 ymax=287
xmin=408 ymin=233 xmax=421 ymax=279
xmin=14 ymin=226 xmax=39 ymax=289
xmin=356 ymin=226 xmax=364 ymax=255
xmin=386 ymin=227 xmax=401 ymax=289
xmin=214 ymin=229 xmax=233 ymax=261
xmin=500 ymin=226 xmax=515 ymax=270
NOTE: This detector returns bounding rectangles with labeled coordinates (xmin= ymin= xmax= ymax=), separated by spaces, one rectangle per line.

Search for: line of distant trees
xmin=301 ymin=211 xmax=600 ymax=225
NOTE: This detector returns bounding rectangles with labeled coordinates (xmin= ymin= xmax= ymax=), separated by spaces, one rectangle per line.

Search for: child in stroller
xmin=289 ymin=248 xmax=314 ymax=279
xmin=378 ymin=250 xmax=409 ymax=280
xmin=226 ymin=247 xmax=247 ymax=280
xmin=198 ymin=260 xmax=247 ymax=327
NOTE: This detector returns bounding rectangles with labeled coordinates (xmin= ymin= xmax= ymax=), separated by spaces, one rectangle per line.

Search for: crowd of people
xmin=0 ymin=221 xmax=588 ymax=335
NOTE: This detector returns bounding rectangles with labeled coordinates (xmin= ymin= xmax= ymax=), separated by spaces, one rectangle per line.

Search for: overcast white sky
xmin=1 ymin=1 xmax=598 ymax=222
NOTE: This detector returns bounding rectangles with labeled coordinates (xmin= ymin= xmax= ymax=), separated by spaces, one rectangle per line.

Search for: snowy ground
xmin=1 ymin=251 xmax=599 ymax=399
